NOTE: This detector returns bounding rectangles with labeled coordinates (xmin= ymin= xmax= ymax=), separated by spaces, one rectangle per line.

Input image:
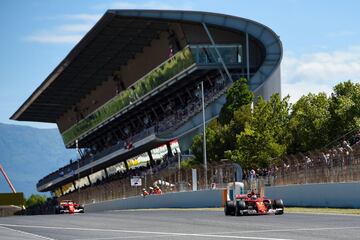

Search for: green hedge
xmin=62 ymin=47 xmax=195 ymax=145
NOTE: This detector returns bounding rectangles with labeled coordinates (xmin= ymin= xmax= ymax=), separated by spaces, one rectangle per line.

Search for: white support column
xmin=76 ymin=139 xmax=81 ymax=204
xmin=246 ymin=32 xmax=250 ymax=81
xmin=201 ymin=81 xmax=208 ymax=189
xmin=202 ymin=22 xmax=233 ymax=82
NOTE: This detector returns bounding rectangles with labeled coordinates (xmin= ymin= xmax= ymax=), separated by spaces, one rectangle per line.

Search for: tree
xmin=219 ymin=78 xmax=254 ymax=124
xmin=329 ymin=81 xmax=360 ymax=140
xmin=191 ymin=78 xmax=254 ymax=164
xmin=191 ymin=120 xmax=226 ymax=163
xmin=221 ymin=104 xmax=253 ymax=152
xmin=25 ymin=194 xmax=47 ymax=208
xmin=288 ymin=92 xmax=331 ymax=153
xmin=225 ymin=94 xmax=291 ymax=170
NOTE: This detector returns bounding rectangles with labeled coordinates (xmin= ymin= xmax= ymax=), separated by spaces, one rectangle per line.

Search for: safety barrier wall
xmin=85 ymin=182 xmax=360 ymax=212
xmin=85 ymin=189 xmax=224 ymax=212
xmin=265 ymin=182 xmax=360 ymax=208
xmin=0 ymin=206 xmax=22 ymax=217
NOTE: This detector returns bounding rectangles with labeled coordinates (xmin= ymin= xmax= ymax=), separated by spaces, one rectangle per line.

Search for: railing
xmin=37 ymin=79 xmax=230 ymax=189
xmin=61 ymin=44 xmax=243 ymax=146
xmin=62 ymin=47 xmax=195 ymax=146
xmin=57 ymin=162 xmax=239 ymax=205
xmin=261 ymin=143 xmax=360 ymax=186
xmin=37 ymin=127 xmax=157 ymax=188
xmin=189 ymin=44 xmax=242 ymax=65
xmin=58 ymin=143 xmax=360 ymax=205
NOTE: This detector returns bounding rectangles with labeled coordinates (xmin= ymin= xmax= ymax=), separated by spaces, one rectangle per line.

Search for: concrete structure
xmin=85 ymin=189 xmax=223 ymax=212
xmin=86 ymin=182 xmax=360 ymax=212
xmin=266 ymin=182 xmax=360 ymax=208
xmin=11 ymin=10 xmax=282 ymax=197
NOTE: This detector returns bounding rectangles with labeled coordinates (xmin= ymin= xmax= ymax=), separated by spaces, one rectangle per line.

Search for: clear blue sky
xmin=1 ymin=0 xmax=359 ymax=128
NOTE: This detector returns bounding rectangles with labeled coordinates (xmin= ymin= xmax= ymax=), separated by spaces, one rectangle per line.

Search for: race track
xmin=0 ymin=209 xmax=359 ymax=240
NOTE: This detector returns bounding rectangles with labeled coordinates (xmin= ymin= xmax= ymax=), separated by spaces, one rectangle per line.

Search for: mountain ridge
xmin=0 ymin=123 xmax=76 ymax=197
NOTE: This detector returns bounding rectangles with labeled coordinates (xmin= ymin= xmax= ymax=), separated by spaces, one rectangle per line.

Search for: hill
xmin=0 ymin=123 xmax=76 ymax=197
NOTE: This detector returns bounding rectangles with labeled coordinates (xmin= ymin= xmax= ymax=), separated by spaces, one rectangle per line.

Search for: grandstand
xmin=11 ymin=10 xmax=282 ymax=200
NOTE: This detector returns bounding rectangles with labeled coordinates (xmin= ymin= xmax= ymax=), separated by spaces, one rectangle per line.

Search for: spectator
xmin=249 ymin=169 xmax=256 ymax=181
xmin=342 ymin=140 xmax=353 ymax=152
xmin=141 ymin=188 xmax=149 ymax=197
xmin=153 ymin=186 xmax=162 ymax=195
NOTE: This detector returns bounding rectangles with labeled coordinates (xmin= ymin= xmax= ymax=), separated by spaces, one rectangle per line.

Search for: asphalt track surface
xmin=0 ymin=209 xmax=359 ymax=240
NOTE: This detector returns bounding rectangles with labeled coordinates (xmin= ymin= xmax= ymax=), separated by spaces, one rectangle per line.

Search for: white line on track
xmin=72 ymin=234 xmax=176 ymax=240
xmin=207 ymin=226 xmax=360 ymax=235
xmin=0 ymin=225 xmax=56 ymax=240
xmin=0 ymin=223 xmax=292 ymax=240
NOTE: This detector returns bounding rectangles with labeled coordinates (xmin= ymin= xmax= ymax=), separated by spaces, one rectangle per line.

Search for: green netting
xmin=62 ymin=47 xmax=195 ymax=145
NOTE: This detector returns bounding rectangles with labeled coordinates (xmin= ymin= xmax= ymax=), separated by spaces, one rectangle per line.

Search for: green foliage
xmin=288 ymin=93 xmax=331 ymax=153
xmin=191 ymin=120 xmax=226 ymax=163
xmin=225 ymin=94 xmax=290 ymax=169
xmin=62 ymin=47 xmax=195 ymax=145
xmin=180 ymin=157 xmax=202 ymax=169
xmin=329 ymin=81 xmax=360 ymax=139
xmin=191 ymin=80 xmax=360 ymax=171
xmin=25 ymin=194 xmax=47 ymax=208
xmin=219 ymin=78 xmax=254 ymax=124
xmin=191 ymin=78 xmax=254 ymax=165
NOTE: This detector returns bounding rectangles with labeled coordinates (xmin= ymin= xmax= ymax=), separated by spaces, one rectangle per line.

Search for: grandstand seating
xmin=38 ymin=75 xmax=229 ymax=188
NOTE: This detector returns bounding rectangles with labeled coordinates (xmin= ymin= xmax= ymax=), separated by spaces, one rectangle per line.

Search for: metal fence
xmin=58 ymin=143 xmax=360 ymax=205
xmin=58 ymin=162 xmax=238 ymax=205
xmin=267 ymin=143 xmax=360 ymax=186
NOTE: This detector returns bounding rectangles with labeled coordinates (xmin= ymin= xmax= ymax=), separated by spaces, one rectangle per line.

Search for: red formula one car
xmin=224 ymin=182 xmax=284 ymax=216
xmin=55 ymin=200 xmax=84 ymax=214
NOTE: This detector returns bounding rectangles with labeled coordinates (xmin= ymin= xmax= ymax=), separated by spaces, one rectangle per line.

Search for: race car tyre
xmin=273 ymin=199 xmax=284 ymax=208
xmin=235 ymin=201 xmax=246 ymax=216
xmin=224 ymin=202 xmax=232 ymax=216
xmin=273 ymin=199 xmax=284 ymax=215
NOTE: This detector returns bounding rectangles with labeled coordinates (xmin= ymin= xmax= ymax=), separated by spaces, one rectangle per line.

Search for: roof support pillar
xmin=124 ymin=160 xmax=129 ymax=171
xmin=202 ymin=22 xmax=233 ymax=82
xmin=87 ymin=175 xmax=92 ymax=185
xmin=246 ymin=32 xmax=250 ymax=82
xmin=72 ymin=180 xmax=77 ymax=190
xmin=166 ymin=142 xmax=173 ymax=157
xmin=104 ymin=168 xmax=109 ymax=179
xmin=147 ymin=150 xmax=155 ymax=167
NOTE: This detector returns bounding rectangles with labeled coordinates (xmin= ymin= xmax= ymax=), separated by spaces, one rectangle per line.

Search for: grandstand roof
xmin=11 ymin=10 xmax=282 ymax=123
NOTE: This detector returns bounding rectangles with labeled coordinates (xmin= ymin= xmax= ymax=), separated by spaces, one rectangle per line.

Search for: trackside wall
xmin=265 ymin=182 xmax=360 ymax=208
xmin=85 ymin=182 xmax=360 ymax=212
xmin=85 ymin=190 xmax=223 ymax=212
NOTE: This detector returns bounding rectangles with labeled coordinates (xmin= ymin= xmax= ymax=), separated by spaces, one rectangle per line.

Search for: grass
xmin=285 ymin=207 xmax=360 ymax=215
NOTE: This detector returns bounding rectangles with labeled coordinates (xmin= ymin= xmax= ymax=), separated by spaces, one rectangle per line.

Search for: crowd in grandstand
xmin=39 ymin=75 xmax=228 ymax=187
xmin=157 ymin=77 xmax=227 ymax=132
